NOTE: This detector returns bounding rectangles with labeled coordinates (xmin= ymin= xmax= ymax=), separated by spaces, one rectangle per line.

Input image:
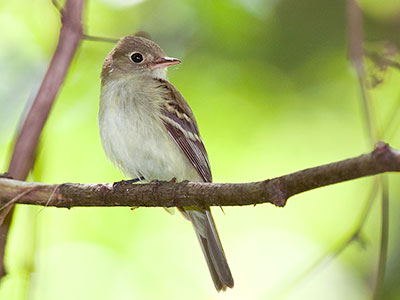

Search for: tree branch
xmin=0 ymin=142 xmax=398 ymax=208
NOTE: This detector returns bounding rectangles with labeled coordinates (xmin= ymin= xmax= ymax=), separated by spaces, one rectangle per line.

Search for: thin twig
xmin=0 ymin=187 xmax=39 ymax=212
xmin=82 ymin=34 xmax=119 ymax=43
xmin=37 ymin=185 xmax=61 ymax=215
xmin=373 ymin=175 xmax=389 ymax=299
xmin=51 ymin=0 xmax=64 ymax=14
xmin=365 ymin=50 xmax=400 ymax=70
xmin=382 ymin=95 xmax=400 ymax=141
xmin=357 ymin=76 xmax=379 ymax=143
xmin=347 ymin=1 xmax=389 ymax=298
xmin=347 ymin=0 xmax=378 ymax=143
xmin=269 ymin=178 xmax=380 ymax=299
xmin=285 ymin=2 xmax=393 ymax=298
xmin=45 ymin=184 xmax=60 ymax=207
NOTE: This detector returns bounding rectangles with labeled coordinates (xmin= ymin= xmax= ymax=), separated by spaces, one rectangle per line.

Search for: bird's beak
xmin=151 ymin=57 xmax=181 ymax=68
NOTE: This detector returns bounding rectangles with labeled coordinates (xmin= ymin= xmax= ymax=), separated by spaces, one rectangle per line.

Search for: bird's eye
xmin=130 ymin=53 xmax=143 ymax=63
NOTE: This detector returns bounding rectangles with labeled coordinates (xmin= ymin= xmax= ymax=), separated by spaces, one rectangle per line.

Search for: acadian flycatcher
xmin=98 ymin=36 xmax=233 ymax=291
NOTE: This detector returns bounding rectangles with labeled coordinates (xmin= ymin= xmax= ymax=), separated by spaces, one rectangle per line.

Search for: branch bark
xmin=1 ymin=142 xmax=398 ymax=209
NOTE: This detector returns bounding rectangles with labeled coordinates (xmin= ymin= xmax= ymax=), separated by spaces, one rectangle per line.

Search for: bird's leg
xmin=113 ymin=176 xmax=145 ymax=189
xmin=150 ymin=177 xmax=177 ymax=185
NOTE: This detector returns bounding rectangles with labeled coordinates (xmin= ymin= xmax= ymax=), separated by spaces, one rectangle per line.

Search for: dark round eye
xmin=130 ymin=53 xmax=143 ymax=63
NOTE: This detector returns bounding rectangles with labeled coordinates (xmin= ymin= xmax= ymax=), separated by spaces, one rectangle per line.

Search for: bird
xmin=98 ymin=35 xmax=234 ymax=291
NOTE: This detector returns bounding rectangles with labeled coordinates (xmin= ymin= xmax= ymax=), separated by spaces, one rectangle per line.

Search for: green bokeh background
xmin=1 ymin=0 xmax=400 ymax=299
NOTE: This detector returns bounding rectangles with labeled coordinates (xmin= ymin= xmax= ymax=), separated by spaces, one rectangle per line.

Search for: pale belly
xmin=98 ymin=91 xmax=201 ymax=182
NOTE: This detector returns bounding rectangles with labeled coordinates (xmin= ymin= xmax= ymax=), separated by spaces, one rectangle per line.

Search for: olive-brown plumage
xmin=98 ymin=36 xmax=234 ymax=291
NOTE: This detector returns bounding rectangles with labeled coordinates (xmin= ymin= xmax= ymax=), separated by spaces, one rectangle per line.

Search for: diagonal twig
xmin=270 ymin=178 xmax=380 ymax=299
xmin=347 ymin=0 xmax=389 ymax=298
xmin=0 ymin=187 xmax=40 ymax=214
xmin=1 ymin=0 xmax=86 ymax=281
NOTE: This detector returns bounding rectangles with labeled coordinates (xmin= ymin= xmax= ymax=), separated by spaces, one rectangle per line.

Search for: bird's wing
xmin=155 ymin=78 xmax=212 ymax=183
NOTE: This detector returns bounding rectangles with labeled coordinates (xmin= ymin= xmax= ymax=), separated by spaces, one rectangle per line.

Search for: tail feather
xmin=186 ymin=209 xmax=234 ymax=291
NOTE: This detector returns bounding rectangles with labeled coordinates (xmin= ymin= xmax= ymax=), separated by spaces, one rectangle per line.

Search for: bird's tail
xmin=185 ymin=208 xmax=234 ymax=291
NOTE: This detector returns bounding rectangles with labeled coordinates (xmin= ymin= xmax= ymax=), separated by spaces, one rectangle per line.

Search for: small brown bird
xmin=98 ymin=36 xmax=234 ymax=291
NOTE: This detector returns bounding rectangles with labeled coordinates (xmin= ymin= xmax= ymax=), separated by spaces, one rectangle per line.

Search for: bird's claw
xmin=150 ymin=177 xmax=177 ymax=185
xmin=113 ymin=177 xmax=144 ymax=189
xmin=0 ymin=172 xmax=13 ymax=179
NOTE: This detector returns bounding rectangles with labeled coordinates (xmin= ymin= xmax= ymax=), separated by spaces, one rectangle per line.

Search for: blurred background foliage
xmin=0 ymin=0 xmax=400 ymax=299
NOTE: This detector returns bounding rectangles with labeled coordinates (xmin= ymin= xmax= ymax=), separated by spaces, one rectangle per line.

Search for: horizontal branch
xmin=0 ymin=142 xmax=399 ymax=209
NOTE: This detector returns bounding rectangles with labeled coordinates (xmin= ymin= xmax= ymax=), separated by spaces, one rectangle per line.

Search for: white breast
xmin=98 ymin=75 xmax=201 ymax=182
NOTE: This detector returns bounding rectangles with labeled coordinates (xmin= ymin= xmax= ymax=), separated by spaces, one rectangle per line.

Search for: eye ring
xmin=130 ymin=52 xmax=143 ymax=63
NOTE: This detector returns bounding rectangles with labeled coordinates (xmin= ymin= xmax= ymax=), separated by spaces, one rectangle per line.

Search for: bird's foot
xmin=113 ymin=177 xmax=145 ymax=189
xmin=150 ymin=177 xmax=177 ymax=185
xmin=0 ymin=172 xmax=13 ymax=179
